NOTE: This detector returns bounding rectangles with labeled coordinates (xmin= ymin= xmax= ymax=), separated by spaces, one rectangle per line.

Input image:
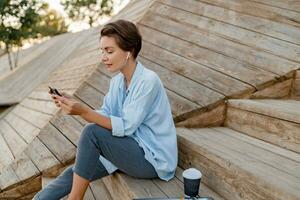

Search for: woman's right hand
xmin=49 ymin=91 xmax=73 ymax=108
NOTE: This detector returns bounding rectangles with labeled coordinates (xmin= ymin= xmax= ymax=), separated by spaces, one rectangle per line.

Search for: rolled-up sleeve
xmin=111 ymin=77 xmax=159 ymax=137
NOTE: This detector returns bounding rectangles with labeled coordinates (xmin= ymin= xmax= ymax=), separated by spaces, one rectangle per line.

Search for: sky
xmin=42 ymin=0 xmax=130 ymax=32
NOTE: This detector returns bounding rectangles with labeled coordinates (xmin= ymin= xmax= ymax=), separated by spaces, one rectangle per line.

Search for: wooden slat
xmin=176 ymin=102 xmax=225 ymax=128
xmin=103 ymin=173 xmax=167 ymax=200
xmin=75 ymin=82 xmax=105 ymax=110
xmin=10 ymin=151 xmax=40 ymax=181
xmin=0 ymin=119 xmax=27 ymax=157
xmin=292 ymin=70 xmax=300 ymax=99
xmin=138 ymin=25 xmax=277 ymax=89
xmin=159 ymin=0 xmax=300 ymax=45
xmin=177 ymin=127 xmax=300 ymax=200
xmin=250 ymin=79 xmax=293 ymax=99
xmin=20 ymin=98 xmax=58 ymax=115
xmin=158 ymin=0 xmax=300 ymax=63
xmin=50 ymin=114 xmax=84 ymax=146
xmin=250 ymin=0 xmax=300 ymax=13
xmin=4 ymin=112 xmax=40 ymax=144
xmin=139 ymin=57 xmax=225 ymax=106
xmin=38 ymin=123 xmax=76 ymax=164
xmin=197 ymin=0 xmax=300 ymax=28
xmin=225 ymin=106 xmax=300 ymax=154
xmin=85 ymin=69 xmax=111 ymax=95
xmin=227 ymin=99 xmax=300 ymax=124
xmin=142 ymin=5 xmax=299 ymax=75
xmin=90 ymin=179 xmax=112 ymax=200
xmin=0 ymin=165 xmax=19 ymax=190
xmin=0 ymin=176 xmax=41 ymax=199
xmin=12 ymin=104 xmax=52 ymax=129
xmin=0 ymin=132 xmax=14 ymax=168
xmin=24 ymin=136 xmax=61 ymax=173
xmin=140 ymin=41 xmax=254 ymax=98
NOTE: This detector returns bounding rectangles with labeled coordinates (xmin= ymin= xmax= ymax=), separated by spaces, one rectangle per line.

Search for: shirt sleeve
xmin=111 ymin=76 xmax=159 ymax=137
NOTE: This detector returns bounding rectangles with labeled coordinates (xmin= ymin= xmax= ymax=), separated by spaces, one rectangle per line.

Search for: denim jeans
xmin=34 ymin=123 xmax=158 ymax=200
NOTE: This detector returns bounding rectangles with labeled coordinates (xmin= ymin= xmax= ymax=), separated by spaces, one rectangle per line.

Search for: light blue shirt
xmin=95 ymin=61 xmax=178 ymax=181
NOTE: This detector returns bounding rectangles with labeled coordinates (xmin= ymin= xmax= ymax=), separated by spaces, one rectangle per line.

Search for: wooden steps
xmin=42 ymin=175 xmax=112 ymax=200
xmin=292 ymin=70 xmax=300 ymax=100
xmin=177 ymin=127 xmax=300 ymax=200
xmin=102 ymin=167 xmax=224 ymax=200
xmin=226 ymin=99 xmax=300 ymax=153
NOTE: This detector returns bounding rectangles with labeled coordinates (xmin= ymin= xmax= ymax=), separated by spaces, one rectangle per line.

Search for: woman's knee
xmin=80 ymin=123 xmax=111 ymax=141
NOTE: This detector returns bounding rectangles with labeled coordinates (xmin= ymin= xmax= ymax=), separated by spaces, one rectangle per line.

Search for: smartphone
xmin=48 ymin=86 xmax=62 ymax=96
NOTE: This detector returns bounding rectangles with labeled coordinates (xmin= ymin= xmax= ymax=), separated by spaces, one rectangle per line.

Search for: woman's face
xmin=100 ymin=36 xmax=129 ymax=73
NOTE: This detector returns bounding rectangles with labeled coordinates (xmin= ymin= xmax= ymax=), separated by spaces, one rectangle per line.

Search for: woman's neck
xmin=121 ymin=59 xmax=137 ymax=88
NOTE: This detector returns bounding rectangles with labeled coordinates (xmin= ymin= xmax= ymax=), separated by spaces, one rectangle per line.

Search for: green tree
xmin=61 ymin=0 xmax=113 ymax=27
xmin=0 ymin=0 xmax=68 ymax=71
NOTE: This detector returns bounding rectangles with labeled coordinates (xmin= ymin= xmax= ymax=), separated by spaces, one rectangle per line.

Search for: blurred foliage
xmin=0 ymin=0 xmax=68 ymax=70
xmin=61 ymin=0 xmax=113 ymax=27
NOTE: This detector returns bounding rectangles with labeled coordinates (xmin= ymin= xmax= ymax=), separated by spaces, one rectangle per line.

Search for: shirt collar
xmin=119 ymin=61 xmax=144 ymax=90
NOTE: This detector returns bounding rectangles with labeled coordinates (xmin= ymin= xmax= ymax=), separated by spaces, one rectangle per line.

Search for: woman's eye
xmin=107 ymin=51 xmax=113 ymax=54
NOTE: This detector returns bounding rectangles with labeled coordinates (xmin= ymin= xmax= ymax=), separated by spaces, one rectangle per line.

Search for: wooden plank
xmin=103 ymin=173 xmax=167 ymax=200
xmin=250 ymin=0 xmax=300 ymax=13
xmin=206 ymin=128 xmax=300 ymax=177
xmin=227 ymin=99 xmax=300 ymax=124
xmin=142 ymin=6 xmax=299 ymax=75
xmin=11 ymin=151 xmax=40 ymax=181
xmin=140 ymin=41 xmax=254 ymax=98
xmin=20 ymin=98 xmax=57 ymax=115
xmin=90 ymin=179 xmax=112 ymax=200
xmin=75 ymin=82 xmax=105 ymax=110
xmin=225 ymin=106 xmax=300 ymax=154
xmin=250 ymin=79 xmax=293 ymax=99
xmin=38 ymin=123 xmax=76 ymax=164
xmin=176 ymin=102 xmax=225 ymax=128
xmin=292 ymin=70 xmax=300 ymax=99
xmin=24 ymin=137 xmax=61 ymax=173
xmin=0 ymin=132 xmax=14 ymax=168
xmin=50 ymin=113 xmax=84 ymax=146
xmin=158 ymin=0 xmax=300 ymax=63
xmin=85 ymin=69 xmax=111 ymax=95
xmin=139 ymin=57 xmax=225 ymax=106
xmin=0 ymin=176 xmax=41 ymax=199
xmin=138 ymin=25 xmax=277 ymax=89
xmin=197 ymin=0 xmax=300 ymax=28
xmin=212 ymin=127 xmax=300 ymax=163
xmin=159 ymin=0 xmax=300 ymax=45
xmin=4 ymin=111 xmax=40 ymax=144
xmin=0 ymin=165 xmax=19 ymax=190
xmin=12 ymin=105 xmax=52 ymax=129
xmin=177 ymin=127 xmax=300 ymax=200
xmin=0 ymin=119 xmax=27 ymax=157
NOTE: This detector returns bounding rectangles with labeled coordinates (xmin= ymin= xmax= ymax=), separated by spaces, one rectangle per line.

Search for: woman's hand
xmin=49 ymin=91 xmax=89 ymax=115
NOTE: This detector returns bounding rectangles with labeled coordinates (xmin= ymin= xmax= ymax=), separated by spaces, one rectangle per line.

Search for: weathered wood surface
xmin=177 ymin=127 xmax=300 ymax=200
xmin=158 ymin=0 xmax=300 ymax=63
xmin=176 ymin=102 xmax=226 ymax=128
xmin=292 ymin=70 xmax=300 ymax=100
xmin=103 ymin=167 xmax=224 ymax=200
xmin=228 ymin=99 xmax=300 ymax=124
xmin=226 ymin=99 xmax=300 ymax=153
xmin=249 ymin=79 xmax=293 ymax=99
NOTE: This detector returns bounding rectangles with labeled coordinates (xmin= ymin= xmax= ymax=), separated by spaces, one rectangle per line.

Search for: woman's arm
xmin=80 ymin=107 xmax=112 ymax=130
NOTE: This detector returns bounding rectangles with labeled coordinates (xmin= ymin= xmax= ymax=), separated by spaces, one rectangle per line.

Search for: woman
xmin=34 ymin=19 xmax=178 ymax=200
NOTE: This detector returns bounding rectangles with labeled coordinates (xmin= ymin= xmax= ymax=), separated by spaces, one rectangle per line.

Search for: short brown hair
xmin=100 ymin=20 xmax=142 ymax=58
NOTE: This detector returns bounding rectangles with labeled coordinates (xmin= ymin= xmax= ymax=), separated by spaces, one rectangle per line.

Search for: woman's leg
xmin=34 ymin=152 xmax=108 ymax=200
xmin=72 ymin=123 xmax=158 ymax=181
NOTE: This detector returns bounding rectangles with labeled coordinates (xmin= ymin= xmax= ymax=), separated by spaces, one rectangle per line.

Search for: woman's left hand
xmin=54 ymin=95 xmax=89 ymax=116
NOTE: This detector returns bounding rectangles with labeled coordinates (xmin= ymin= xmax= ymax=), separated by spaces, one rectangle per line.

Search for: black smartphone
xmin=48 ymin=86 xmax=62 ymax=96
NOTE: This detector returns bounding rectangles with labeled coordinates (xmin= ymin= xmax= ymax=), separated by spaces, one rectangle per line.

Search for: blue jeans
xmin=34 ymin=123 xmax=158 ymax=200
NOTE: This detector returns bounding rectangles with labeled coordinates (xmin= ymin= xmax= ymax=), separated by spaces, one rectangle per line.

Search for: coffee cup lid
xmin=182 ymin=168 xmax=202 ymax=179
